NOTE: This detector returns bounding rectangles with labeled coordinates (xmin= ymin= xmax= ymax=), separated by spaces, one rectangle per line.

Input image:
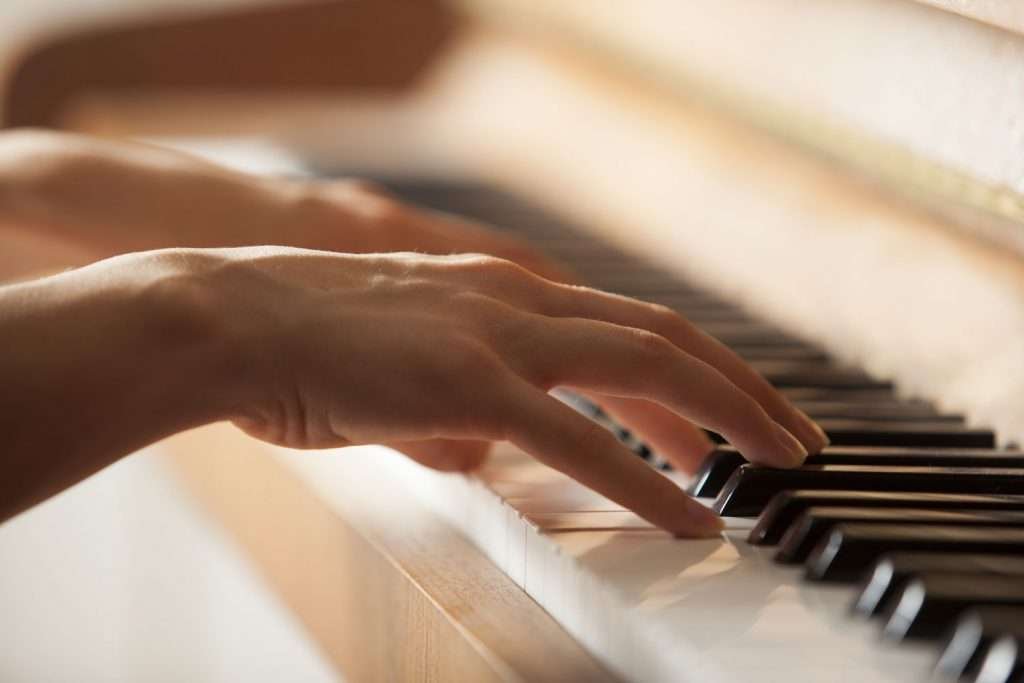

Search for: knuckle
xmin=493 ymin=241 xmax=546 ymax=269
xmin=628 ymin=328 xmax=676 ymax=361
xmin=645 ymin=302 xmax=686 ymax=335
xmin=367 ymin=195 xmax=404 ymax=222
xmin=321 ymin=178 xmax=404 ymax=222
xmin=445 ymin=335 xmax=503 ymax=378
xmin=338 ymin=178 xmax=392 ymax=198
xmin=647 ymin=302 xmax=678 ymax=324
xmin=354 ymin=191 xmax=404 ymax=223
xmin=459 ymin=253 xmax=531 ymax=281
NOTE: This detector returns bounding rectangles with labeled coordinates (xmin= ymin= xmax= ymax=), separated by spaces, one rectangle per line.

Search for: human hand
xmin=184 ymin=247 xmax=825 ymax=537
xmin=0 ymin=130 xmax=568 ymax=282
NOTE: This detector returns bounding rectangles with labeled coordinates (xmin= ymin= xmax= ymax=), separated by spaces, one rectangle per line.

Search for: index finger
xmin=500 ymin=378 xmax=724 ymax=537
xmin=520 ymin=279 xmax=829 ymax=453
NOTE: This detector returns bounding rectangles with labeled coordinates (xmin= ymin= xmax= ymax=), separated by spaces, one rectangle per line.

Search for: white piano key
xmin=285 ymin=445 xmax=938 ymax=682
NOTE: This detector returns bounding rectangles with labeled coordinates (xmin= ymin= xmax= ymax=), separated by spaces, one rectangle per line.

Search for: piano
xmin=13 ymin=0 xmax=1024 ymax=681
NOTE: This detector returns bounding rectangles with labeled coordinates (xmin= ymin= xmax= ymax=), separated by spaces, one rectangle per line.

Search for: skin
xmin=0 ymin=129 xmax=828 ymax=535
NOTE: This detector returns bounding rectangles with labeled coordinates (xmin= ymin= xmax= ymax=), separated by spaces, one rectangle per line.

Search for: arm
xmin=0 ymin=129 xmax=568 ymax=279
xmin=0 ymin=246 xmax=825 ymax=534
xmin=0 ymin=250 xmax=234 ymax=519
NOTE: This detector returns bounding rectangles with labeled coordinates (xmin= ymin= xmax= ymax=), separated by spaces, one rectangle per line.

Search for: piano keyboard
xmin=301 ymin=176 xmax=1023 ymax=682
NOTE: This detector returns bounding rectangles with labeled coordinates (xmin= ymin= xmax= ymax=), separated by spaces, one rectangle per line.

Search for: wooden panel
xmin=2 ymin=0 xmax=458 ymax=128
xmin=164 ymin=424 xmax=615 ymax=682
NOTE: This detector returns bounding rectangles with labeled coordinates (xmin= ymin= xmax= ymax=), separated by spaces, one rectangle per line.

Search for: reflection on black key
xmin=883 ymin=573 xmax=1024 ymax=640
xmin=689 ymin=449 xmax=751 ymax=497
xmin=776 ymin=508 xmax=1024 ymax=564
xmin=975 ymin=632 xmax=1024 ymax=683
xmin=853 ymin=553 xmax=1024 ymax=618
xmin=715 ymin=465 xmax=1024 ymax=517
xmin=749 ymin=491 xmax=1024 ymax=545
xmin=805 ymin=524 xmax=1024 ymax=582
xmin=692 ymin=447 xmax=1024 ymax=499
xmin=935 ymin=607 xmax=1024 ymax=681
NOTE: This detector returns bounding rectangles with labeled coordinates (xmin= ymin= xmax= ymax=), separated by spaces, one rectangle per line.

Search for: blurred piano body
xmin=17 ymin=1 xmax=1024 ymax=681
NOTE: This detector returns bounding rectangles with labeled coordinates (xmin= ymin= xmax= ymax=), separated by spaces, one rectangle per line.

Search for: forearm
xmin=0 ymin=129 xmax=384 ymax=259
xmin=0 ymin=250 xmax=236 ymax=521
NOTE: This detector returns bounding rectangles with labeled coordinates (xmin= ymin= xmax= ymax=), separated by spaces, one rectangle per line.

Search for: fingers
xmin=448 ymin=259 xmax=826 ymax=454
xmin=551 ymin=288 xmax=827 ymax=453
xmin=499 ymin=315 xmax=807 ymax=468
xmin=502 ymin=381 xmax=724 ymax=537
xmin=590 ymin=394 xmax=716 ymax=474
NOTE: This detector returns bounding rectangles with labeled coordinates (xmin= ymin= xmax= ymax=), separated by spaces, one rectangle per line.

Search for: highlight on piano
xmin=1 ymin=1 xmax=1023 ymax=682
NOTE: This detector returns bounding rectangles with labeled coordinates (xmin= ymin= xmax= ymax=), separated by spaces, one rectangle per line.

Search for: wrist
xmin=0 ymin=249 xmax=249 ymax=518
xmin=117 ymin=249 xmax=256 ymax=425
xmin=24 ymin=248 xmax=254 ymax=430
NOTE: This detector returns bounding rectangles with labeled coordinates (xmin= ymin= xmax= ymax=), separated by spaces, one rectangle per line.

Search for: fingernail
xmin=793 ymin=409 xmax=830 ymax=452
xmin=680 ymin=499 xmax=725 ymax=538
xmin=770 ymin=421 xmax=808 ymax=467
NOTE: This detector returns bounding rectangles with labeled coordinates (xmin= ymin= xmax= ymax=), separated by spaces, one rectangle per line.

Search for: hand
xmin=0 ymin=131 xmax=828 ymax=524
xmin=0 ymin=130 xmax=569 ymax=282
xmin=187 ymin=247 xmax=824 ymax=537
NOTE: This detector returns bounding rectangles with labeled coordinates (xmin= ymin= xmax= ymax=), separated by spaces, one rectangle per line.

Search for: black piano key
xmin=814 ymin=419 xmax=994 ymax=448
xmin=935 ymin=607 xmax=1024 ymax=681
xmin=776 ymin=508 xmax=1024 ymax=564
xmin=715 ymin=465 xmax=1024 ymax=518
xmin=748 ymin=361 xmax=891 ymax=390
xmin=733 ymin=347 xmax=832 ymax=363
xmin=706 ymin=420 xmax=993 ymax=448
xmin=974 ymin=632 xmax=1024 ymax=683
xmin=793 ymin=399 xmax=955 ymax=421
xmin=749 ymin=491 xmax=1024 ymax=545
xmin=689 ymin=449 xmax=749 ymax=497
xmin=804 ymin=524 xmax=1024 ymax=583
xmin=640 ymin=292 xmax=739 ymax=312
xmin=883 ymin=573 xmax=1024 ymax=641
xmin=698 ymin=323 xmax=803 ymax=348
xmin=692 ymin=447 xmax=1024 ymax=499
xmin=781 ymin=386 xmax=910 ymax=402
xmin=853 ymin=553 xmax=1024 ymax=619
xmin=672 ymin=308 xmax=756 ymax=324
